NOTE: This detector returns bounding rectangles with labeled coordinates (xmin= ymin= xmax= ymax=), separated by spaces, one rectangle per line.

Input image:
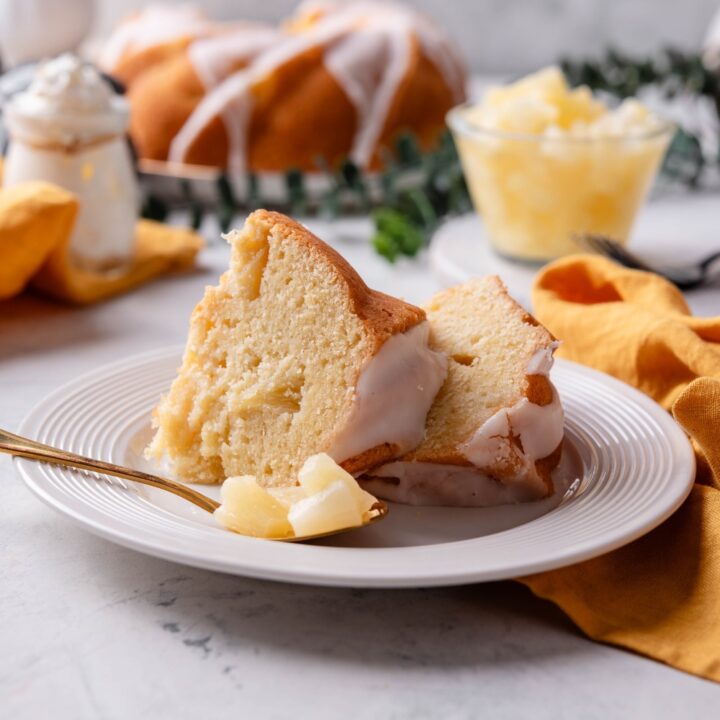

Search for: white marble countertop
xmin=2 ymin=202 xmax=720 ymax=718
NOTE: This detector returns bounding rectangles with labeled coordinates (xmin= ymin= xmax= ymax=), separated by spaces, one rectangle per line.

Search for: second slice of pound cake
xmin=147 ymin=210 xmax=447 ymax=486
xmin=363 ymin=277 xmax=564 ymax=506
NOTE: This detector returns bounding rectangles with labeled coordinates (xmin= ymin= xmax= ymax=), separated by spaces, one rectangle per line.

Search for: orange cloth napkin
xmin=520 ymin=254 xmax=720 ymax=683
xmin=0 ymin=182 xmax=203 ymax=304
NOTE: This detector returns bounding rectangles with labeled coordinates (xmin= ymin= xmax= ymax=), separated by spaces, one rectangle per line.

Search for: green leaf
xmin=285 ymin=169 xmax=307 ymax=215
xmin=379 ymin=153 xmax=399 ymax=206
xmin=372 ymin=231 xmax=400 ymax=262
xmin=373 ymin=207 xmax=425 ymax=258
xmin=340 ymin=159 xmax=369 ymax=210
xmin=395 ymin=133 xmax=422 ymax=166
xmin=662 ymin=127 xmax=704 ymax=186
xmin=140 ymin=194 xmax=168 ymax=222
xmin=180 ymin=179 xmax=204 ymax=230
xmin=399 ymin=188 xmax=437 ymax=232
xmin=216 ymin=174 xmax=236 ymax=233
xmin=246 ymin=172 xmax=261 ymax=210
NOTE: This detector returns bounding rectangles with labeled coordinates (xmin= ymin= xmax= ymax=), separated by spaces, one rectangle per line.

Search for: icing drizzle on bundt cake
xmin=188 ymin=27 xmax=281 ymax=88
xmin=98 ymin=5 xmax=219 ymax=81
xmin=166 ymin=1 xmax=466 ymax=171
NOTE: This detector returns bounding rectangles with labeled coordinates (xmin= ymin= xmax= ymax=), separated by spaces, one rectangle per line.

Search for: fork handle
xmin=700 ymin=250 xmax=720 ymax=271
xmin=0 ymin=428 xmax=219 ymax=514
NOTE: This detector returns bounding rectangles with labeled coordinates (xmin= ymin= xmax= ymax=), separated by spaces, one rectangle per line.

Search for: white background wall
xmin=93 ymin=0 xmax=720 ymax=73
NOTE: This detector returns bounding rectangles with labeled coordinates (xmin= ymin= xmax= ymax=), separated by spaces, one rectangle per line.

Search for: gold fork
xmin=0 ymin=428 xmax=388 ymax=542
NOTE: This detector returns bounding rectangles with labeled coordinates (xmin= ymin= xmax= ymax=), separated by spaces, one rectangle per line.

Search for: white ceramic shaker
xmin=3 ymin=54 xmax=139 ymax=271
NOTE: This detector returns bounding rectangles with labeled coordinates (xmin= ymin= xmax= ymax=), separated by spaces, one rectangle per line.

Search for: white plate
xmin=16 ymin=347 xmax=694 ymax=588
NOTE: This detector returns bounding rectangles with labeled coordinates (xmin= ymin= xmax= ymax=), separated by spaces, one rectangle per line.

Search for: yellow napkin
xmin=520 ymin=254 xmax=720 ymax=683
xmin=0 ymin=182 xmax=203 ymax=304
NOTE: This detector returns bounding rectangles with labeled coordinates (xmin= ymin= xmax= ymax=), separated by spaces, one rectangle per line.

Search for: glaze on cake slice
xmin=147 ymin=210 xmax=447 ymax=486
xmin=363 ymin=277 xmax=564 ymax=506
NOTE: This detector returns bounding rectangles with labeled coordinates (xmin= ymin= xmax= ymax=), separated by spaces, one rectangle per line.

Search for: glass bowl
xmin=447 ymin=104 xmax=675 ymax=262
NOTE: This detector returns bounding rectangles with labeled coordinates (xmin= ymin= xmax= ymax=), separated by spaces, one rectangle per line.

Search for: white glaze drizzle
xmin=525 ymin=341 xmax=560 ymax=375
xmin=325 ymin=20 xmax=411 ymax=166
xmin=98 ymin=4 xmax=215 ymax=72
xmin=169 ymin=14 xmax=352 ymax=172
xmin=168 ymin=1 xmax=466 ymax=171
xmin=366 ymin=343 xmax=564 ymax=506
xmin=458 ymin=385 xmax=564 ymax=475
xmin=325 ymin=321 xmax=448 ymax=465
xmin=188 ymin=25 xmax=281 ymax=89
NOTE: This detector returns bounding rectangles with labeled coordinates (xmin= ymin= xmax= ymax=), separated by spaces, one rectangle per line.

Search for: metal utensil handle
xmin=0 ymin=428 xmax=219 ymax=514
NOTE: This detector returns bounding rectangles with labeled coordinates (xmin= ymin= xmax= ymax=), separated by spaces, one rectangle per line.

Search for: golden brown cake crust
xmin=525 ymin=373 xmax=555 ymax=407
xmin=247 ymin=50 xmax=358 ymax=172
xmin=129 ymin=55 xmax=207 ymax=161
xmin=341 ymin=443 xmax=399 ymax=476
xmin=535 ymin=441 xmax=563 ymax=496
xmin=183 ymin=114 xmax=230 ymax=168
xmin=112 ymin=39 xmax=195 ymax=88
xmin=137 ymin=39 xmax=461 ymax=171
xmin=252 ymin=210 xmax=426 ymax=350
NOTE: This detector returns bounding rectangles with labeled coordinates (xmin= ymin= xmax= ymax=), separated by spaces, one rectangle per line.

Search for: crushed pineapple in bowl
xmin=447 ymin=67 xmax=674 ymax=261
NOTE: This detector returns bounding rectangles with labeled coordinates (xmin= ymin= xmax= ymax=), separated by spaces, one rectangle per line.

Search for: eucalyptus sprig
xmin=140 ymin=130 xmax=471 ymax=261
xmin=371 ymin=132 xmax=471 ymax=261
xmin=562 ymin=47 xmax=720 ymax=108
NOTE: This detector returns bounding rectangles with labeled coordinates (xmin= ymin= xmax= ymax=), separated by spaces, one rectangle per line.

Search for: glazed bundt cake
xmin=127 ymin=25 xmax=280 ymax=163
xmin=147 ymin=210 xmax=447 ymax=486
xmin=102 ymin=1 xmax=467 ymax=172
xmin=97 ymin=4 xmax=225 ymax=88
xmin=362 ymin=277 xmax=564 ymax=507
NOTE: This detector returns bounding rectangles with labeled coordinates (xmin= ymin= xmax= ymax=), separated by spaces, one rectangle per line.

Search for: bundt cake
xmin=147 ymin=209 xmax=447 ymax=486
xmin=97 ymin=4 xmax=225 ymax=88
xmin=126 ymin=25 xmax=280 ymax=164
xmin=102 ymin=1 xmax=467 ymax=172
xmin=362 ymin=277 xmax=565 ymax=507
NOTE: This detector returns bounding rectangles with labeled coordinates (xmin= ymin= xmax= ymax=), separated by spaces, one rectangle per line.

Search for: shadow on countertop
xmin=73 ymin=536 xmax=581 ymax=673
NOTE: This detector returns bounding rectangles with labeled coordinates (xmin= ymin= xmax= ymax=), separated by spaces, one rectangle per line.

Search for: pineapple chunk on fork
xmin=214 ymin=453 xmax=378 ymax=539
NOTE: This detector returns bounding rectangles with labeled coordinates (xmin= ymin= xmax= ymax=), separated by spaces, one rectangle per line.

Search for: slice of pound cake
xmin=147 ymin=210 xmax=447 ymax=486
xmin=363 ymin=277 xmax=564 ymax=506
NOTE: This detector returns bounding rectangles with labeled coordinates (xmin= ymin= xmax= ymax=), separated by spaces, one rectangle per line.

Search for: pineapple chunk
xmin=465 ymin=65 xmax=655 ymax=138
xmin=287 ymin=480 xmax=363 ymax=537
xmin=214 ymin=475 xmax=292 ymax=538
xmin=214 ymin=455 xmax=380 ymax=539
xmin=298 ymin=453 xmax=376 ymax=515
xmin=268 ymin=485 xmax=307 ymax=508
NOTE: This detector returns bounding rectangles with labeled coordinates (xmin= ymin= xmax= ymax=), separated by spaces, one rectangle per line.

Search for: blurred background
xmin=91 ymin=0 xmax=719 ymax=73
xmin=3 ymin=0 xmax=720 ymax=276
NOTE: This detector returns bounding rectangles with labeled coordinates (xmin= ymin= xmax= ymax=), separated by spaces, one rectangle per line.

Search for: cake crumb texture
xmin=148 ymin=210 xmax=424 ymax=485
xmin=407 ymin=276 xmax=557 ymax=470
